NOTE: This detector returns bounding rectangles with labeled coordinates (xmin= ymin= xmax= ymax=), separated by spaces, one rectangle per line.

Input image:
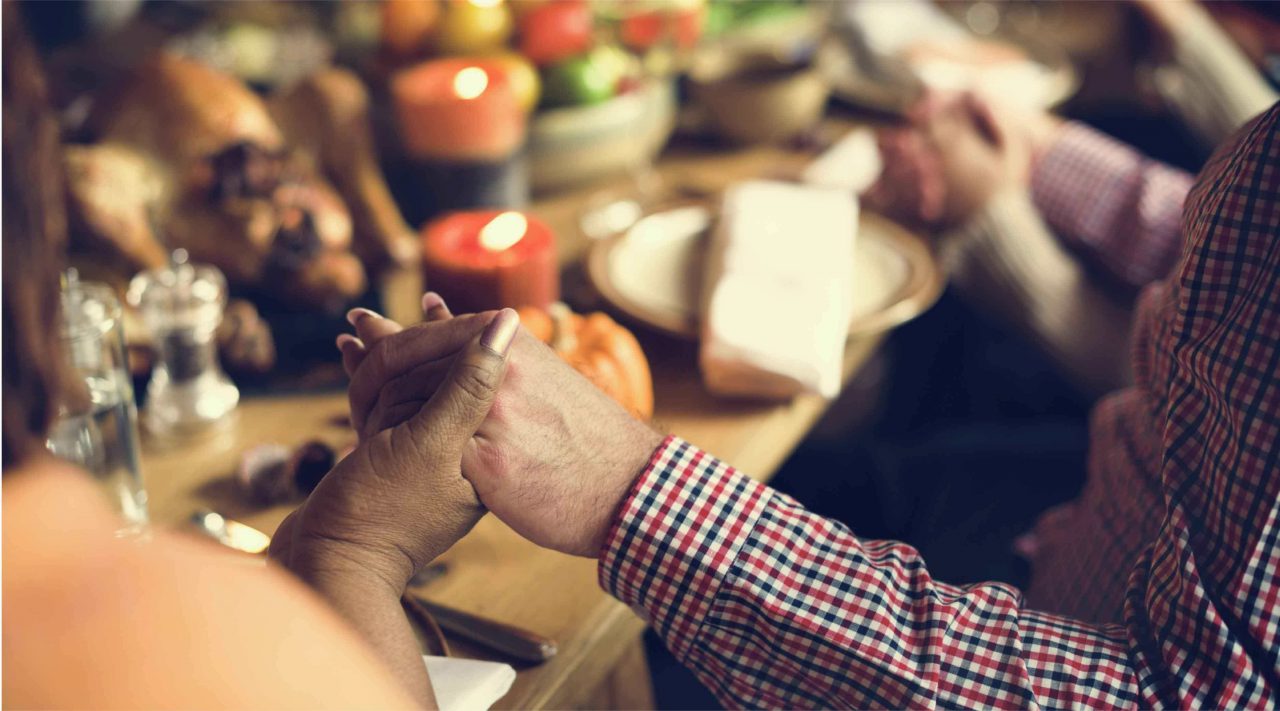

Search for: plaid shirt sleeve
xmin=1030 ymin=122 xmax=1193 ymax=289
xmin=600 ymin=437 xmax=1140 ymax=708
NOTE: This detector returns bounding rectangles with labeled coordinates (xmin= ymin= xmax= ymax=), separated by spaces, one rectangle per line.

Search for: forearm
xmin=306 ymin=571 xmax=438 ymax=709
xmin=943 ymin=188 xmax=1135 ymax=397
xmin=601 ymin=438 xmax=1141 ymax=708
xmin=270 ymin=513 xmax=438 ymax=708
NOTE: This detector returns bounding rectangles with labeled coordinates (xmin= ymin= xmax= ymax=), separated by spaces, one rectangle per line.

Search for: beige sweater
xmin=1148 ymin=1 xmax=1278 ymax=146
xmin=942 ymin=189 xmax=1135 ymax=398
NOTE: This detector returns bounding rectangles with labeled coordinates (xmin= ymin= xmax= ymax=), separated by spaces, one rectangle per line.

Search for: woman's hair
xmin=2 ymin=2 xmax=70 ymax=468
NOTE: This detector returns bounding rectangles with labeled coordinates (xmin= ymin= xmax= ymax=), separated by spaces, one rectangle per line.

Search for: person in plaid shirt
xmin=337 ymin=103 xmax=1279 ymax=707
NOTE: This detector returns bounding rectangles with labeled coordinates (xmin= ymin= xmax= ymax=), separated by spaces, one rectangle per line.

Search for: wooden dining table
xmin=141 ymin=119 xmax=897 ymax=709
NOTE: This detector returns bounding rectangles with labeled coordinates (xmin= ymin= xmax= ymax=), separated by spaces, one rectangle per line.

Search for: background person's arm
xmin=942 ymin=188 xmax=1136 ymax=396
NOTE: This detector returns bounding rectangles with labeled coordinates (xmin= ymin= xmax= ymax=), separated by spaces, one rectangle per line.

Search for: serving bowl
xmin=688 ymin=47 xmax=830 ymax=145
xmin=527 ymin=77 xmax=677 ymax=193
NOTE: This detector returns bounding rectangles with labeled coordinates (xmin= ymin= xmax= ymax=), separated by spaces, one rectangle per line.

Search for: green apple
xmin=588 ymin=45 xmax=635 ymax=88
xmin=542 ymin=55 xmax=612 ymax=107
xmin=541 ymin=45 xmax=637 ymax=108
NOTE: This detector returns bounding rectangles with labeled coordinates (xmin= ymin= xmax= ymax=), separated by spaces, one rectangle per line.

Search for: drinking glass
xmin=46 ymin=272 xmax=149 ymax=537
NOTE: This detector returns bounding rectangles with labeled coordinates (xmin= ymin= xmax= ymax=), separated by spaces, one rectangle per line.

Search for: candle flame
xmin=453 ymin=66 xmax=489 ymax=100
xmin=479 ymin=212 xmax=528 ymax=252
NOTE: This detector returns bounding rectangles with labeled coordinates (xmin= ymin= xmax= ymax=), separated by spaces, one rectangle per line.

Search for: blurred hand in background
xmin=866 ymin=91 xmax=1060 ymax=232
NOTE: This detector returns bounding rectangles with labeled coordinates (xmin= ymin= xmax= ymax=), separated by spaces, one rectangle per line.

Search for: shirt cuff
xmin=598 ymin=436 xmax=769 ymax=662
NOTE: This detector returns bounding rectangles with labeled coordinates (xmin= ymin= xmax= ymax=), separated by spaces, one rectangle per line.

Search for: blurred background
xmin=11 ymin=1 xmax=1278 ymax=707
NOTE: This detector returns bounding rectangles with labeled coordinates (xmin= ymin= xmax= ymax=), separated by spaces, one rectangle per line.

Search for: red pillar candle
xmin=421 ymin=210 xmax=558 ymax=313
xmin=392 ymin=58 xmax=526 ymax=162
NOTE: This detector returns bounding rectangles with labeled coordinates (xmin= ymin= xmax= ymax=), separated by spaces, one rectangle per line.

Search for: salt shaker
xmin=128 ymin=250 xmax=239 ymax=435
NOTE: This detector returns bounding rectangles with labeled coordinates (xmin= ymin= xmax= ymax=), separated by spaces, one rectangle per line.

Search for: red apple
xmin=518 ymin=0 xmax=593 ymax=66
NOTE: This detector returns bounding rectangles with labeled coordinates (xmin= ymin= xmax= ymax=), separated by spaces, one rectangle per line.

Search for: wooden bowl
xmin=528 ymin=78 xmax=677 ymax=193
xmin=689 ymin=49 xmax=830 ymax=144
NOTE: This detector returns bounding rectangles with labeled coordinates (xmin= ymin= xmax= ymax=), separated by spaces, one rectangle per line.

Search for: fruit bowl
xmin=527 ymin=77 xmax=676 ymax=193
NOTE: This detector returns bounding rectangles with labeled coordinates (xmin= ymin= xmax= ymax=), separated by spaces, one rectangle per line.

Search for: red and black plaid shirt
xmin=599 ymin=105 xmax=1280 ymax=708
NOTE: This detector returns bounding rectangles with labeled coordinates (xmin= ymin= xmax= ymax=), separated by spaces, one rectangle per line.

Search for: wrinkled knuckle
xmin=453 ymin=360 xmax=498 ymax=404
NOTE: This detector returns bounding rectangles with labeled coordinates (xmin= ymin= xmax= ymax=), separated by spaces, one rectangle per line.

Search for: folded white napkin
xmin=802 ymin=128 xmax=883 ymax=194
xmin=424 ymin=656 xmax=516 ymax=711
xmin=700 ymin=181 xmax=857 ymax=399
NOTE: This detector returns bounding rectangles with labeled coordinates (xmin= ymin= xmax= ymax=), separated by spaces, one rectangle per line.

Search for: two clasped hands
xmin=269 ymin=293 xmax=662 ymax=705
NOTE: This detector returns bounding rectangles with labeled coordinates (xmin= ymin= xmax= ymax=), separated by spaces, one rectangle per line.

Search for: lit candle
xmin=392 ymin=58 xmax=525 ymax=162
xmin=391 ymin=59 xmax=530 ymax=221
xmin=421 ymin=210 xmax=558 ymax=313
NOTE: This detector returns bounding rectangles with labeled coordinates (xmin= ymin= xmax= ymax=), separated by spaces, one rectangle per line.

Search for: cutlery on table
xmin=407 ymin=594 xmax=557 ymax=665
xmin=190 ymin=509 xmax=558 ymax=664
xmin=191 ymin=508 xmax=271 ymax=554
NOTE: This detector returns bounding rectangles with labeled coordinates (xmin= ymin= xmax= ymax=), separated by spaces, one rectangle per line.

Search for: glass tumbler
xmin=46 ymin=272 xmax=149 ymax=536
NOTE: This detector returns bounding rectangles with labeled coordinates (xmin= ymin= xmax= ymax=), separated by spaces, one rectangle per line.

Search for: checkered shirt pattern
xmin=600 ymin=104 xmax=1280 ymax=708
xmin=1031 ymin=122 xmax=1194 ymax=289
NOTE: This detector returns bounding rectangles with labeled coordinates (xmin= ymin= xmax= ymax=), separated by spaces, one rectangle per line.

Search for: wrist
xmin=304 ymin=564 xmax=406 ymax=607
xmin=588 ymin=427 xmax=668 ymax=558
xmin=286 ymin=527 xmax=414 ymax=599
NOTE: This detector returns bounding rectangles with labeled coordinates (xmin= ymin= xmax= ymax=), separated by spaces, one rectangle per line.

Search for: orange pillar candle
xmin=421 ymin=210 xmax=558 ymax=313
xmin=392 ymin=59 xmax=530 ymax=220
xmin=392 ymin=58 xmax=526 ymax=162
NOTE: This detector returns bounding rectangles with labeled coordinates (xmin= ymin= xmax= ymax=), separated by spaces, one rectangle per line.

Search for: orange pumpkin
xmin=517 ymin=304 xmax=654 ymax=420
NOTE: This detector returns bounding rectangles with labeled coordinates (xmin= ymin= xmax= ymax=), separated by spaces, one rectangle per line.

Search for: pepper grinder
xmin=128 ymin=250 xmax=239 ymax=435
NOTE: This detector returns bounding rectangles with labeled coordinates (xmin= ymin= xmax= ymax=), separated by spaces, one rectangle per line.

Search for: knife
xmin=409 ymin=594 xmax=558 ymax=664
xmin=191 ymin=508 xmax=272 ymax=554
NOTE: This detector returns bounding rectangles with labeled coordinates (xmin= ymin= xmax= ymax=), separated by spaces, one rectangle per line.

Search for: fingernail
xmin=479 ymin=308 xmax=519 ymax=356
xmin=346 ymin=308 xmax=381 ymax=327
xmin=335 ymin=333 xmax=365 ymax=351
xmin=421 ymin=291 xmax=445 ymax=313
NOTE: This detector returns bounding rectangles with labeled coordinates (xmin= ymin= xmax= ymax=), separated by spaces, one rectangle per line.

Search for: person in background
xmin=767 ymin=0 xmax=1277 ymax=602
xmin=864 ymin=60 xmax=1273 ymax=615
xmin=865 ymin=90 xmax=1198 ymax=620
xmin=868 ymin=91 xmax=1193 ymax=397
xmin=776 ymin=88 xmax=1199 ymax=599
xmin=2 ymin=7 xmax=516 ymax=706
xmin=329 ymin=98 xmax=1279 ymax=706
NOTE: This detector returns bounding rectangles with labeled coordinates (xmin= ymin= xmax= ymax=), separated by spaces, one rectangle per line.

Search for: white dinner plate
xmin=586 ymin=205 xmax=945 ymax=340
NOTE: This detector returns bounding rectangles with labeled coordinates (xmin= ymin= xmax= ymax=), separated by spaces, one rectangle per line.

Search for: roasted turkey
xmin=65 ymin=53 xmax=417 ymax=312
